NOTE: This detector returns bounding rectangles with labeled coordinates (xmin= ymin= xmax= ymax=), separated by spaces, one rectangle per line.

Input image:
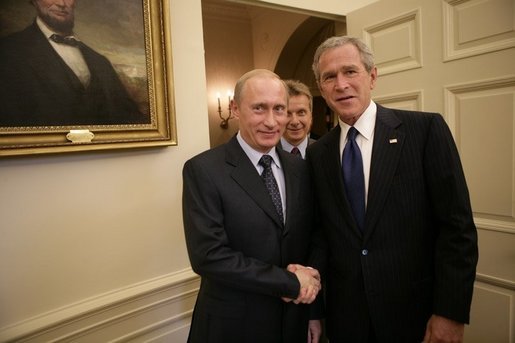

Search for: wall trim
xmin=225 ymin=0 xmax=346 ymax=21
xmin=476 ymin=273 xmax=515 ymax=291
xmin=443 ymin=75 xmax=515 ymax=143
xmin=0 ymin=268 xmax=200 ymax=342
xmin=442 ymin=0 xmax=515 ymax=61
xmin=373 ymin=90 xmax=423 ymax=111
xmin=475 ymin=217 xmax=515 ymax=234
xmin=363 ymin=8 xmax=422 ymax=76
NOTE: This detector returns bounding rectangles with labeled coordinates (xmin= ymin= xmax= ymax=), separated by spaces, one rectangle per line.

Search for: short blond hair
xmin=284 ymin=79 xmax=313 ymax=111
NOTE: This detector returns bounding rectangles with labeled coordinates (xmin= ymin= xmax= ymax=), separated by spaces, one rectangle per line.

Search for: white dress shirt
xmin=339 ymin=100 xmax=377 ymax=207
xmin=37 ymin=17 xmax=91 ymax=87
xmin=280 ymin=135 xmax=309 ymax=159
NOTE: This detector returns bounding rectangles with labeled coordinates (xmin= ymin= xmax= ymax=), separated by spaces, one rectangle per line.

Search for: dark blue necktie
xmin=259 ymin=155 xmax=284 ymax=224
xmin=342 ymin=127 xmax=365 ymax=230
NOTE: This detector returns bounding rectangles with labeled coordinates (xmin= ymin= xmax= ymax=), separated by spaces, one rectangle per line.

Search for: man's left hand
xmin=423 ymin=314 xmax=464 ymax=343
xmin=307 ymin=319 xmax=322 ymax=343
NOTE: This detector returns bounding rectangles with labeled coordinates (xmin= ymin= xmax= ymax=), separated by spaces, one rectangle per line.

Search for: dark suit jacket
xmin=183 ymin=136 xmax=316 ymax=343
xmin=306 ymin=105 xmax=478 ymax=343
xmin=0 ymin=21 xmax=146 ymax=126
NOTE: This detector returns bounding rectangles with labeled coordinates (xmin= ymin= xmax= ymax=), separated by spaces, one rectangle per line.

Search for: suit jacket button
xmin=361 ymin=249 xmax=368 ymax=256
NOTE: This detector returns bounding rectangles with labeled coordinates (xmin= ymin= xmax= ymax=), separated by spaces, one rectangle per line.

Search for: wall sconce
xmin=217 ymin=90 xmax=233 ymax=129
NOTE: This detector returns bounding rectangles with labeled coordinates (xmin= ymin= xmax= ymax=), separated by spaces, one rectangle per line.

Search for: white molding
xmin=475 ymin=217 xmax=515 ymax=234
xmin=225 ymin=0 xmax=346 ymax=21
xmin=443 ymin=75 xmax=515 ymax=138
xmin=442 ymin=0 xmax=515 ymax=62
xmin=0 ymin=268 xmax=200 ymax=342
xmin=373 ymin=90 xmax=423 ymax=111
xmin=476 ymin=273 xmax=515 ymax=290
xmin=109 ymin=309 xmax=194 ymax=342
xmin=363 ymin=8 xmax=423 ymax=76
xmin=202 ymin=1 xmax=251 ymax=24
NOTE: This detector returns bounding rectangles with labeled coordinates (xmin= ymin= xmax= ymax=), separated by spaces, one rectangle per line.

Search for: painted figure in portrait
xmin=0 ymin=0 xmax=149 ymax=127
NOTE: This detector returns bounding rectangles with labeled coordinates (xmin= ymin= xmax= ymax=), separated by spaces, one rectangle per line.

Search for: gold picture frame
xmin=0 ymin=0 xmax=176 ymax=156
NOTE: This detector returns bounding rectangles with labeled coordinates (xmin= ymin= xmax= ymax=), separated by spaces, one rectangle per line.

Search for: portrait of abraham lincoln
xmin=0 ymin=0 xmax=150 ymax=128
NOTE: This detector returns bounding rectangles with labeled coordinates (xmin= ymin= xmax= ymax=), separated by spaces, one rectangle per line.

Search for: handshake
xmin=283 ymin=264 xmax=321 ymax=304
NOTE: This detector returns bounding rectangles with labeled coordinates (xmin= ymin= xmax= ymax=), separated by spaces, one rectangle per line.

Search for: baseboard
xmin=0 ymin=268 xmax=200 ymax=342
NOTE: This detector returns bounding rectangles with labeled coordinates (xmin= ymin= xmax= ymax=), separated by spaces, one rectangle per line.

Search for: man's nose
xmin=263 ymin=110 xmax=277 ymax=127
xmin=289 ymin=114 xmax=300 ymax=125
xmin=334 ymin=73 xmax=351 ymax=90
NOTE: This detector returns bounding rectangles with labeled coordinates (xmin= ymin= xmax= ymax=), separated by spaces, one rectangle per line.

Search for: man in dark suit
xmin=0 ymin=0 xmax=146 ymax=127
xmin=280 ymin=79 xmax=316 ymax=159
xmin=183 ymin=69 xmax=322 ymax=343
xmin=306 ymin=36 xmax=478 ymax=342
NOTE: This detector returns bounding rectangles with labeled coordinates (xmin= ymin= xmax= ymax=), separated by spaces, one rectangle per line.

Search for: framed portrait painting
xmin=0 ymin=0 xmax=176 ymax=156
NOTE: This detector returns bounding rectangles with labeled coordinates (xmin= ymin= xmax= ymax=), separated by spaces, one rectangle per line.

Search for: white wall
xmin=0 ymin=0 xmax=358 ymax=341
xmin=228 ymin=0 xmax=378 ymax=16
xmin=0 ymin=0 xmax=208 ymax=341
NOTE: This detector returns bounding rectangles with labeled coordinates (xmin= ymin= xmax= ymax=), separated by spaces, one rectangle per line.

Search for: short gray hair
xmin=233 ymin=69 xmax=287 ymax=105
xmin=312 ymin=36 xmax=375 ymax=82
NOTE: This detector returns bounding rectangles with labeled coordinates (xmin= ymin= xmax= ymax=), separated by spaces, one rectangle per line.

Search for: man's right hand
xmin=283 ymin=264 xmax=321 ymax=304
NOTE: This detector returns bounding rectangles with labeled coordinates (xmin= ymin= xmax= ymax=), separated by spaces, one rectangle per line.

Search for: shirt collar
xmin=280 ymin=136 xmax=308 ymax=153
xmin=237 ymin=132 xmax=282 ymax=170
xmin=338 ymin=100 xmax=377 ymax=141
xmin=37 ymin=17 xmax=78 ymax=41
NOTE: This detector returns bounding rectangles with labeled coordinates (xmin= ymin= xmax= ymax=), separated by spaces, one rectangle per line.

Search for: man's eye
xmin=323 ymin=75 xmax=335 ymax=82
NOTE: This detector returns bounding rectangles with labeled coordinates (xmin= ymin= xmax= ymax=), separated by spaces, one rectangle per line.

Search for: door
xmin=345 ymin=0 xmax=515 ymax=341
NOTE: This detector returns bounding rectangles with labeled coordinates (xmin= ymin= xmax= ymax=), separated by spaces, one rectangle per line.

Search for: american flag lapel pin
xmin=389 ymin=138 xmax=398 ymax=144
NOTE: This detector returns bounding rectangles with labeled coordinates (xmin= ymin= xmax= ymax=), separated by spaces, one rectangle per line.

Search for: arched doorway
xmin=274 ymin=17 xmax=343 ymax=138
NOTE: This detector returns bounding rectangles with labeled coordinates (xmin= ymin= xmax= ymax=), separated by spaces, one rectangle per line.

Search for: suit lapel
xmin=226 ymin=137 xmax=284 ymax=229
xmin=280 ymin=148 xmax=298 ymax=236
xmin=25 ymin=23 xmax=83 ymax=92
xmin=364 ymin=105 xmax=404 ymax=241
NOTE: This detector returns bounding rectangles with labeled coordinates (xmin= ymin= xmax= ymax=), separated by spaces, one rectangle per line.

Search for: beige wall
xmin=0 ymin=0 xmax=208 ymax=341
xmin=228 ymin=0 xmax=378 ymax=16
xmin=0 ymin=0 xmax=367 ymax=341
xmin=8 ymin=0 xmax=513 ymax=342
xmin=203 ymin=1 xmax=254 ymax=147
xmin=347 ymin=0 xmax=515 ymax=341
xmin=203 ymin=2 xmax=308 ymax=147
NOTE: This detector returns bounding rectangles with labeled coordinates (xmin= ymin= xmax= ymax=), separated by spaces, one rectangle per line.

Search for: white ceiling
xmin=224 ymin=0 xmax=378 ymax=17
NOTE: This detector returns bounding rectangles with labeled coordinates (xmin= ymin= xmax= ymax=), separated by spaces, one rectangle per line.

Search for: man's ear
xmin=370 ymin=66 xmax=378 ymax=90
xmin=230 ymin=99 xmax=239 ymax=119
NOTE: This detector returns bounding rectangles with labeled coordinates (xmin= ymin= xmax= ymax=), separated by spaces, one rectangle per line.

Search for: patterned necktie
xmin=342 ymin=127 xmax=365 ymax=230
xmin=259 ymin=155 xmax=284 ymax=224
xmin=290 ymin=147 xmax=301 ymax=157
xmin=50 ymin=34 xmax=80 ymax=47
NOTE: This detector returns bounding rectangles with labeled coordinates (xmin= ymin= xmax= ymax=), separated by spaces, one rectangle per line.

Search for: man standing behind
xmin=0 ymin=0 xmax=146 ymax=127
xmin=280 ymin=79 xmax=315 ymax=159
xmin=307 ymin=36 xmax=478 ymax=342
xmin=183 ymin=69 xmax=322 ymax=343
